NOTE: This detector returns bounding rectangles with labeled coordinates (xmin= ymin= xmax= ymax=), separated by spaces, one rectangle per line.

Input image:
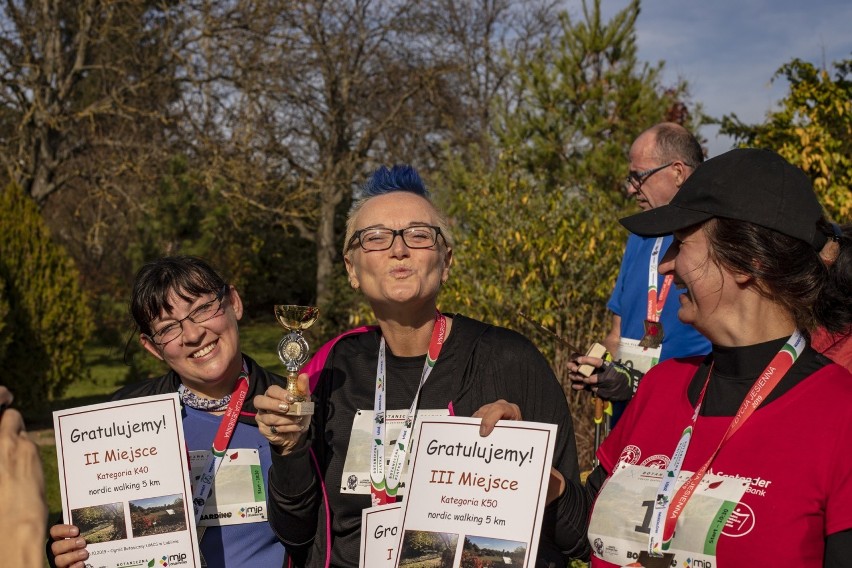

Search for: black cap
xmin=619 ymin=148 xmax=827 ymax=250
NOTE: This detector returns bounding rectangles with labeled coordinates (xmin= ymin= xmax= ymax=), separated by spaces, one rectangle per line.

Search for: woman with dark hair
xmin=252 ymin=165 xmax=591 ymax=567
xmin=48 ymin=256 xmax=288 ymax=568
xmin=573 ymin=148 xmax=852 ymax=567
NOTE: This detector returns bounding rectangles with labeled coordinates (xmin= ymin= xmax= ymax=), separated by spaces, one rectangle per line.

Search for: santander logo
xmin=722 ymin=502 xmax=755 ymax=537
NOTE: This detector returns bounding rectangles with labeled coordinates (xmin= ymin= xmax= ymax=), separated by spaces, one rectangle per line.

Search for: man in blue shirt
xmin=569 ymin=123 xmax=711 ymax=425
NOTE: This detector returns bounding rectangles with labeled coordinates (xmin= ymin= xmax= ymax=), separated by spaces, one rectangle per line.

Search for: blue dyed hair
xmin=359 ymin=164 xmax=429 ymax=198
xmin=344 ymin=164 xmax=453 ymax=254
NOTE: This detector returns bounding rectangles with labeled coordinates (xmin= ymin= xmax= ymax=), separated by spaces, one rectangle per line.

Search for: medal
xmin=638 ymin=319 xmax=664 ymax=348
xmin=642 ymin=237 xmax=672 ymax=350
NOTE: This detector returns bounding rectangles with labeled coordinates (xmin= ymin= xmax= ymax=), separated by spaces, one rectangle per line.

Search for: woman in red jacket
xmin=573 ymin=148 xmax=852 ymax=567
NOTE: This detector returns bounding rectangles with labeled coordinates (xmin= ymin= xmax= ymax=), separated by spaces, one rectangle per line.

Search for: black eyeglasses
xmin=148 ymin=285 xmax=228 ymax=346
xmin=348 ymin=225 xmax=444 ymax=252
xmin=625 ymin=162 xmax=674 ymax=189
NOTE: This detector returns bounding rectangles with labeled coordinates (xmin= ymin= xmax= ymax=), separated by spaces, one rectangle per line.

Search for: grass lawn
xmin=235 ymin=319 xmax=283 ymax=370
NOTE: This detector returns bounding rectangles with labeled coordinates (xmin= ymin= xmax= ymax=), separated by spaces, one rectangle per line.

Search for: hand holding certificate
xmin=359 ymin=416 xmax=557 ymax=568
xmin=53 ymin=393 xmax=202 ymax=568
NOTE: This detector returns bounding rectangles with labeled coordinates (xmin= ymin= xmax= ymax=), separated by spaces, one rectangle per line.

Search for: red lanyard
xmin=190 ymin=363 xmax=250 ymax=523
xmin=648 ymin=330 xmax=806 ymax=555
xmin=370 ymin=311 xmax=447 ymax=505
xmin=646 ymin=237 xmax=673 ymax=323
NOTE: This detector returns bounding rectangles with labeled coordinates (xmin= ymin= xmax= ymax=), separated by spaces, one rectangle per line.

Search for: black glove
xmin=594 ymin=359 xmax=643 ymax=401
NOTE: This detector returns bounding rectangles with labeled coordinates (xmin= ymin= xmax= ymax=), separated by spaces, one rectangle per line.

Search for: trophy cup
xmin=274 ymin=305 xmax=320 ymax=416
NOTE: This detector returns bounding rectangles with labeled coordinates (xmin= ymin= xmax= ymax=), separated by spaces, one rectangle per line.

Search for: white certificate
xmin=53 ymin=393 xmax=201 ymax=568
xmin=359 ymin=503 xmax=403 ymax=568
xmin=395 ymin=417 xmax=556 ymax=568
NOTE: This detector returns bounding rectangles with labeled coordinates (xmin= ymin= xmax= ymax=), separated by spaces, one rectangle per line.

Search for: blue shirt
xmin=608 ymin=233 xmax=711 ymax=361
xmin=182 ymin=407 xmax=286 ymax=568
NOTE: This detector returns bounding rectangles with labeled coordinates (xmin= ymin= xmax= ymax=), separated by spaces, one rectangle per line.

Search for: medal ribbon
xmin=647 ymin=330 xmax=806 ymax=555
xmin=190 ymin=361 xmax=250 ymax=524
xmin=370 ymin=311 xmax=447 ymax=505
xmin=646 ymin=237 xmax=673 ymax=323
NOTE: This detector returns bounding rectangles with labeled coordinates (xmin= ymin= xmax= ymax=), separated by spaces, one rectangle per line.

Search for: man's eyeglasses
xmin=348 ymin=225 xmax=444 ymax=252
xmin=148 ymin=285 xmax=228 ymax=346
xmin=625 ymin=162 xmax=674 ymax=189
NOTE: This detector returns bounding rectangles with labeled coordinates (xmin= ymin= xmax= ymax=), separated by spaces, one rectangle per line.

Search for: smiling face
xmin=344 ymin=192 xmax=452 ymax=319
xmin=659 ymin=223 xmax=743 ymax=341
xmin=140 ymin=286 xmax=244 ymax=399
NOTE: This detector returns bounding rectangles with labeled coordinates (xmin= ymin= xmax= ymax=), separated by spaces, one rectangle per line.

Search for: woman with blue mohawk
xmin=254 ymin=165 xmax=590 ymax=567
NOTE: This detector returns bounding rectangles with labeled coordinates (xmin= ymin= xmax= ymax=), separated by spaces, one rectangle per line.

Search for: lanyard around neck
xmin=647 ymin=330 xmax=806 ymax=556
xmin=647 ymin=237 xmax=673 ymax=323
xmin=370 ymin=311 xmax=447 ymax=505
xmin=190 ymin=360 xmax=250 ymax=524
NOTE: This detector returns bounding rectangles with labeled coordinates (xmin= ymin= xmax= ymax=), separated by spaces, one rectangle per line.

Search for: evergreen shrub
xmin=0 ymin=184 xmax=93 ymax=414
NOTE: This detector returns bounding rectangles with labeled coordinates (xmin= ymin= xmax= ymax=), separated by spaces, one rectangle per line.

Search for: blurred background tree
xmin=0 ymin=0 xmax=189 ymax=348
xmin=0 ymin=183 xmax=92 ymax=414
xmin=172 ymin=0 xmax=567 ymax=332
xmin=437 ymin=0 xmax=704 ymax=466
xmin=717 ymin=56 xmax=852 ymax=220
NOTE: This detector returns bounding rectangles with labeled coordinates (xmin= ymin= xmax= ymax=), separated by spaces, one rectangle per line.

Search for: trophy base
xmin=289 ymin=400 xmax=314 ymax=416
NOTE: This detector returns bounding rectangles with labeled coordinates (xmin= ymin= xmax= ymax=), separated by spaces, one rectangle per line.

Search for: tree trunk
xmin=315 ymin=185 xmax=340 ymax=310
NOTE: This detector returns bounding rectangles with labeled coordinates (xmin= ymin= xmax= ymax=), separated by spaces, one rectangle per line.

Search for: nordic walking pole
xmin=518 ymin=310 xmax=615 ymax=461
xmin=593 ymin=396 xmax=604 ymax=467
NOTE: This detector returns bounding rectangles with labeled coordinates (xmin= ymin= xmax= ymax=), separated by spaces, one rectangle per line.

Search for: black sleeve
xmin=471 ymin=328 xmax=592 ymax=561
xmin=547 ymin=476 xmax=593 ymax=561
xmin=584 ymin=464 xmax=608 ymax=500
xmin=266 ymin=436 xmax=321 ymax=550
xmin=825 ymin=529 xmax=852 ymax=568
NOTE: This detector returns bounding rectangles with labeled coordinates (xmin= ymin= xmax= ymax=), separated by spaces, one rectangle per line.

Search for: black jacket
xmin=268 ymin=316 xmax=591 ymax=567
xmin=110 ymin=354 xmax=286 ymax=424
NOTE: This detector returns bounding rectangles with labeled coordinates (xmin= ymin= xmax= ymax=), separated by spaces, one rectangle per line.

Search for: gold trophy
xmin=274 ymin=305 xmax=320 ymax=415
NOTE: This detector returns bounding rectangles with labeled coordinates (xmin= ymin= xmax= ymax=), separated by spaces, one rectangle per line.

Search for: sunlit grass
xmin=40 ymin=444 xmax=61 ymax=521
xmin=238 ymin=320 xmax=283 ymax=370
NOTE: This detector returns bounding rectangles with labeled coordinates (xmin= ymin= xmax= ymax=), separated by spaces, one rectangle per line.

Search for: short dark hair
xmin=131 ymin=256 xmax=227 ymax=335
xmin=652 ymin=122 xmax=704 ymax=168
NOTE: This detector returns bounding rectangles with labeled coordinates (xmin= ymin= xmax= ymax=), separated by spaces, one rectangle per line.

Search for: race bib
xmin=341 ymin=408 xmax=449 ymax=495
xmin=589 ymin=463 xmax=749 ymax=566
xmin=616 ymin=338 xmax=662 ymax=375
xmin=189 ymin=448 xmax=267 ymax=526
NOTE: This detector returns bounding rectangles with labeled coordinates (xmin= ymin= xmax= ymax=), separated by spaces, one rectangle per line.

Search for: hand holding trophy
xmin=274 ymin=305 xmax=320 ymax=416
